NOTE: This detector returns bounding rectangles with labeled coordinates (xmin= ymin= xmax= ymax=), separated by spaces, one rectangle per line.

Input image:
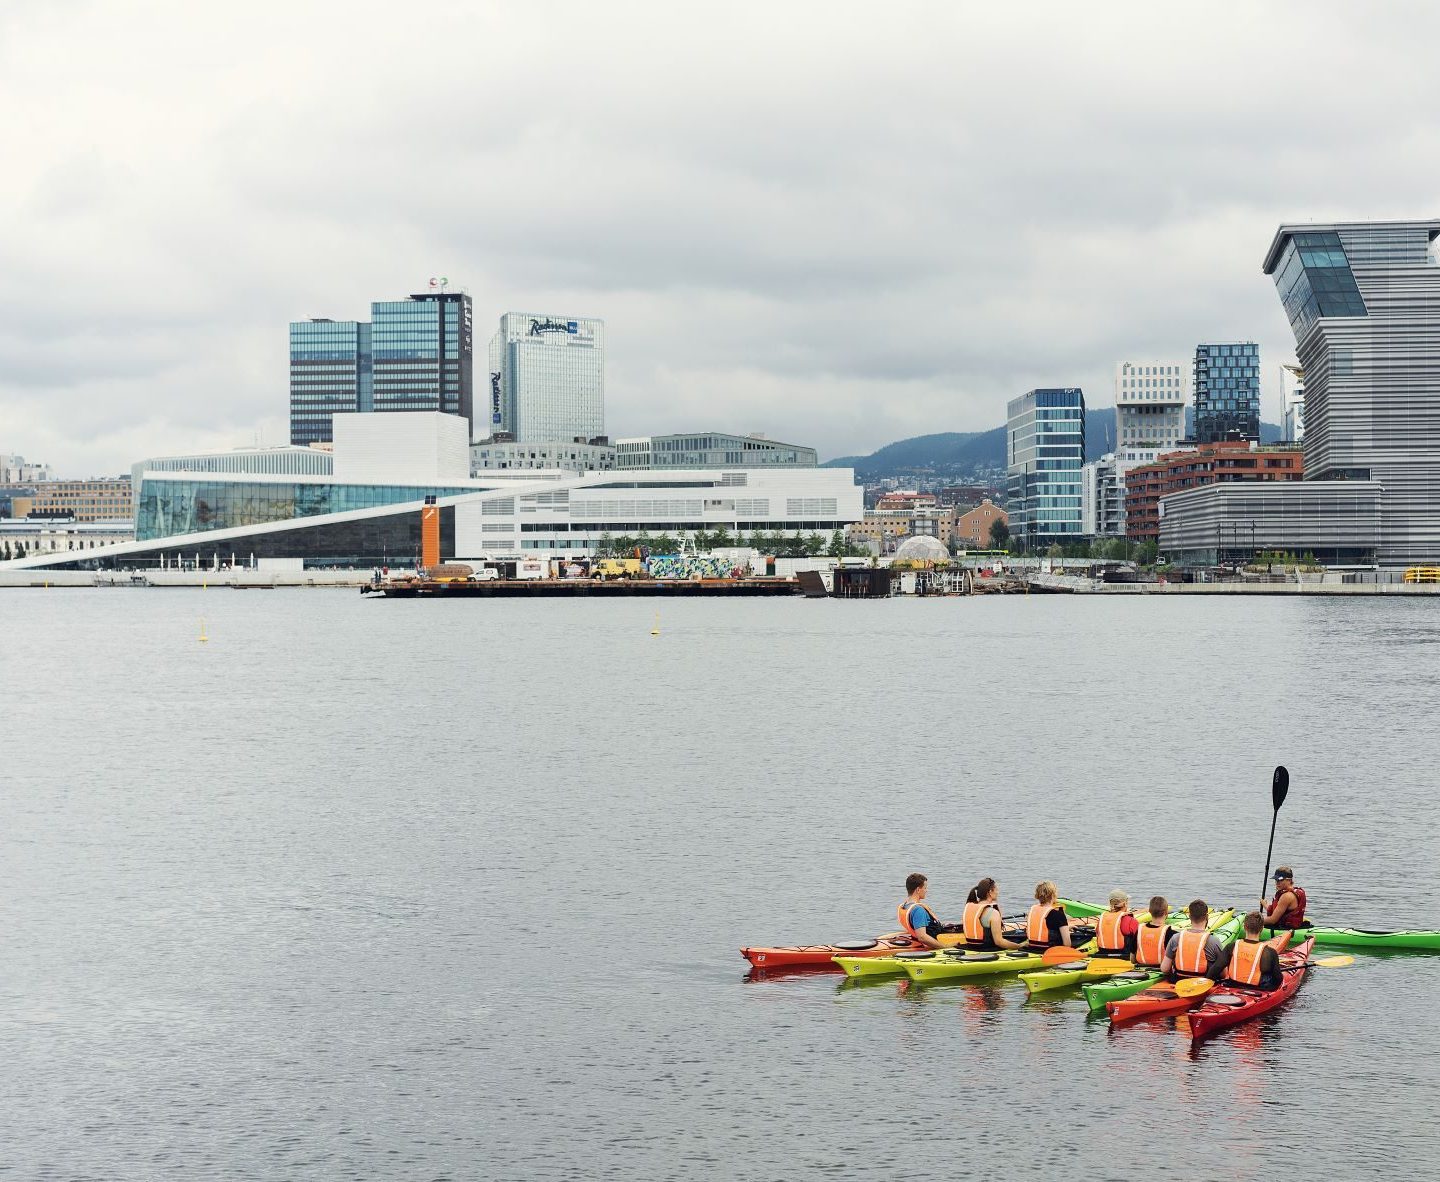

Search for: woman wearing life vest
xmin=1160 ymin=899 xmax=1226 ymax=981
xmin=1133 ymin=895 xmax=1177 ymax=969
xmin=1024 ymin=881 xmax=1082 ymax=950
xmin=1222 ymin=911 xmax=1283 ymax=990
xmin=962 ymin=878 xmax=1025 ymax=950
xmin=1095 ymin=889 xmax=1140 ymax=958
xmin=1261 ymin=866 xmax=1308 ymax=930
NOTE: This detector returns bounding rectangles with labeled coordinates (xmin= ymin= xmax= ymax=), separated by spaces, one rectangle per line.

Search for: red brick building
xmin=1126 ymin=443 xmax=1303 ymax=541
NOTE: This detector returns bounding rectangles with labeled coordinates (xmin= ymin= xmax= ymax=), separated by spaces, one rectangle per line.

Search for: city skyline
xmin=5 ymin=3 xmax=1440 ymax=474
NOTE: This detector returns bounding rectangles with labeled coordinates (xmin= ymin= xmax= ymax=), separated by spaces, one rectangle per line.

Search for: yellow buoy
xmin=199 ymin=616 xmax=209 ymax=644
xmin=651 ymin=607 xmax=660 ymax=636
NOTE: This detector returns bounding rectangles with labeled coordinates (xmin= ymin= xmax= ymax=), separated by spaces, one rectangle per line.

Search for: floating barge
xmin=365 ymin=576 xmax=802 ymax=598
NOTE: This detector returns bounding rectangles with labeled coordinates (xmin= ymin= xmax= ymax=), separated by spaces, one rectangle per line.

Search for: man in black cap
xmin=1260 ymin=866 xmax=1307 ymax=930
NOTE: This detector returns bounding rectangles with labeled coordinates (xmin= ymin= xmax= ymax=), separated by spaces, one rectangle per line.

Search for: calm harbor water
xmin=1 ymin=590 xmax=1437 ymax=1180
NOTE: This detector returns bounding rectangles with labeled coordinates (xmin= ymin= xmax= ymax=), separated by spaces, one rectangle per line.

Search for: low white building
xmin=471 ymin=438 xmax=616 ymax=474
xmin=0 ymin=517 xmax=134 ymax=557
xmin=6 ymin=414 xmax=860 ymax=570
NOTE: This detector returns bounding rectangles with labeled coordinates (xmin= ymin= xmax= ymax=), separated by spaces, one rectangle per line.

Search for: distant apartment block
xmin=14 ymin=478 xmax=134 ymax=522
xmin=1282 ymin=364 xmax=1305 ymax=444
xmin=1126 ymin=441 xmax=1302 ymax=541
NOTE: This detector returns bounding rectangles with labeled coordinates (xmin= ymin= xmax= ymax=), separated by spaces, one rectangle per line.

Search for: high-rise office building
xmin=1006 ymin=387 xmax=1086 ymax=546
xmin=1193 ymin=342 xmax=1260 ymax=443
xmin=1263 ymin=219 xmax=1440 ymax=565
xmin=371 ymin=293 xmax=473 ymax=427
xmin=289 ymin=320 xmax=371 ymax=447
xmin=289 ymin=292 xmax=474 ymax=446
xmin=1115 ymin=360 xmax=1188 ymax=452
xmin=486 ymin=313 xmax=604 ymax=443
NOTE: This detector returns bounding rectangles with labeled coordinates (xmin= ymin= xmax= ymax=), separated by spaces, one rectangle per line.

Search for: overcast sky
xmin=3 ymin=1 xmax=1438 ymax=474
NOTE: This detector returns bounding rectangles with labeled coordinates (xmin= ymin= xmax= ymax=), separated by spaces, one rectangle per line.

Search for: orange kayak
xmin=742 ymin=933 xmax=921 ymax=970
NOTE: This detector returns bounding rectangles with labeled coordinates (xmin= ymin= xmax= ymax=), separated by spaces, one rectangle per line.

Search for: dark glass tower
xmin=371 ymin=293 xmax=474 ymax=432
xmin=289 ymin=292 xmax=473 ymax=446
xmin=1193 ymin=342 xmax=1260 ymax=444
xmin=289 ymin=320 xmax=371 ymax=446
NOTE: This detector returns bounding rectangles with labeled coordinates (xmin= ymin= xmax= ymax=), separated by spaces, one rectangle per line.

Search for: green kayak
xmin=1263 ymin=925 xmax=1440 ymax=951
xmin=1081 ymin=912 xmax=1242 ymax=1015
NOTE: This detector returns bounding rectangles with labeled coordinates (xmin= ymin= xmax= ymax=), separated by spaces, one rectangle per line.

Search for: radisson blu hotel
xmin=4 ymin=413 xmax=859 ymax=572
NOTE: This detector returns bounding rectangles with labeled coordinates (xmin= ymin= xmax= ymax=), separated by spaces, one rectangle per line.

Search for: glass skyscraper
xmin=1193 ymin=342 xmax=1260 ymax=443
xmin=486 ymin=312 xmax=604 ymax=443
xmin=289 ymin=292 xmax=473 ymax=446
xmin=289 ymin=320 xmax=371 ymax=447
xmin=1006 ymin=387 xmax=1086 ymax=546
xmin=1263 ymin=219 xmax=1440 ymax=566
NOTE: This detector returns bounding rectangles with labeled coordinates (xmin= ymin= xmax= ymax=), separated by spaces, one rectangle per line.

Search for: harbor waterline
xmin=1 ymin=593 xmax=1437 ymax=1179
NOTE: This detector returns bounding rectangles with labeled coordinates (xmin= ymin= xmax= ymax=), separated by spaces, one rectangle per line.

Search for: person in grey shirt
xmin=1159 ymin=899 xmax=1226 ymax=981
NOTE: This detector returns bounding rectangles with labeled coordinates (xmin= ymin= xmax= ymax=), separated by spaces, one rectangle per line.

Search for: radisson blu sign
xmin=528 ymin=317 xmax=578 ymax=336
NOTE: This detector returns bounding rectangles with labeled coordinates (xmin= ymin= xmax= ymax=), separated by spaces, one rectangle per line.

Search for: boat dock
xmin=365 ymin=576 xmax=802 ymax=598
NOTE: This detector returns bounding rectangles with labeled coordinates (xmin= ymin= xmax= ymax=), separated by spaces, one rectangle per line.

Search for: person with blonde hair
xmin=1025 ymin=880 xmax=1083 ymax=950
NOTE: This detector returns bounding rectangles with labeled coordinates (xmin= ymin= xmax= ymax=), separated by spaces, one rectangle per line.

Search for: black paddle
xmin=1261 ymin=765 xmax=1290 ymax=910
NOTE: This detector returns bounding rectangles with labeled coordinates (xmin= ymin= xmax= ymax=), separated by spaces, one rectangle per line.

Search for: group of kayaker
xmin=899 ymin=867 xmax=1307 ymax=991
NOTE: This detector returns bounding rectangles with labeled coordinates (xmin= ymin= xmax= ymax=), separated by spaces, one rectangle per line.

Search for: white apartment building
xmin=1115 ymin=360 xmax=1188 ymax=451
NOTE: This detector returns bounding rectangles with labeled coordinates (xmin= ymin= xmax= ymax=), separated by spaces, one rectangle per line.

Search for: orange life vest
xmin=1174 ymin=928 xmax=1210 ymax=976
xmin=1027 ymin=904 xmax=1056 ymax=946
xmin=1098 ymin=910 xmax=1129 ymax=953
xmin=963 ymin=900 xmax=991 ymax=943
xmin=1227 ymin=939 xmax=1265 ymax=986
xmin=897 ymin=898 xmax=927 ymax=940
xmin=1135 ymin=923 xmax=1170 ymax=967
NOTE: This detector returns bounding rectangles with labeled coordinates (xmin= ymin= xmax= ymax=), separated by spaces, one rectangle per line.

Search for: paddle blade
xmin=1272 ymin=765 xmax=1290 ymax=811
xmin=1312 ymin=954 xmax=1355 ymax=968
xmin=1175 ymin=977 xmax=1215 ymax=998
xmin=1041 ymin=946 xmax=1085 ymax=965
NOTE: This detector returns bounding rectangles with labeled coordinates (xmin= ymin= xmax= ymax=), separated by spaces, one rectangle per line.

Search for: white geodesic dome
xmin=891 ymin=535 xmax=949 ymax=564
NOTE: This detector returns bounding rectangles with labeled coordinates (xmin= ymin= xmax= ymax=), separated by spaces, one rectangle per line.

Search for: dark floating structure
xmin=365 ymin=576 xmax=802 ymax=598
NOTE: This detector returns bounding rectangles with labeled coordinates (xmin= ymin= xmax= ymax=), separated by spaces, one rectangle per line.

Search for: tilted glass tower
xmin=1263 ymin=220 xmax=1440 ymax=566
xmin=1006 ymin=387 xmax=1086 ymax=546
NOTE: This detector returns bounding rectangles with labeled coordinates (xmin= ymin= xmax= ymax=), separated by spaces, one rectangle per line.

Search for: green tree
xmin=988 ymin=519 xmax=1010 ymax=550
xmin=596 ymin=532 xmax=616 ymax=557
xmin=1134 ymin=540 xmax=1159 ymax=567
xmin=1045 ymin=543 xmax=1064 ymax=560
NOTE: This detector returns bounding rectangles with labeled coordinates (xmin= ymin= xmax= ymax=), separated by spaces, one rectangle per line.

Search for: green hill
xmin=824 ymin=409 xmax=1283 ymax=479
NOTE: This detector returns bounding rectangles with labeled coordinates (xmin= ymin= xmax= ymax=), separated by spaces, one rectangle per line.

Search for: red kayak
xmin=1185 ymin=937 xmax=1314 ymax=1043
xmin=1108 ymin=932 xmax=1293 ymax=1024
xmin=742 ymin=933 xmax=920 ymax=970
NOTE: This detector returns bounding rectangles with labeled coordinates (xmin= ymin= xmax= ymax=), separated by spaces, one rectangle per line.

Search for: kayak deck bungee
xmin=1184 ymin=936 xmax=1315 ymax=1043
xmin=1081 ymin=911 xmax=1241 ymax=1014
xmin=743 ymin=933 xmax=921 ymax=971
xmin=831 ymin=898 xmax=1097 ymax=980
xmin=1107 ymin=929 xmax=1290 ymax=1025
xmin=1263 ymin=925 xmax=1440 ymax=952
xmin=901 ymin=947 xmax=1059 ymax=983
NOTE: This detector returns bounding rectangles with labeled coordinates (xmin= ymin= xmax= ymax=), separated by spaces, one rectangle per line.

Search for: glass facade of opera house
xmin=135 ymin=479 xmax=480 ymax=541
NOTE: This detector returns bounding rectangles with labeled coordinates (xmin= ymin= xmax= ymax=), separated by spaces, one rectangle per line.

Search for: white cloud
xmin=1 ymin=0 xmax=1437 ymax=472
